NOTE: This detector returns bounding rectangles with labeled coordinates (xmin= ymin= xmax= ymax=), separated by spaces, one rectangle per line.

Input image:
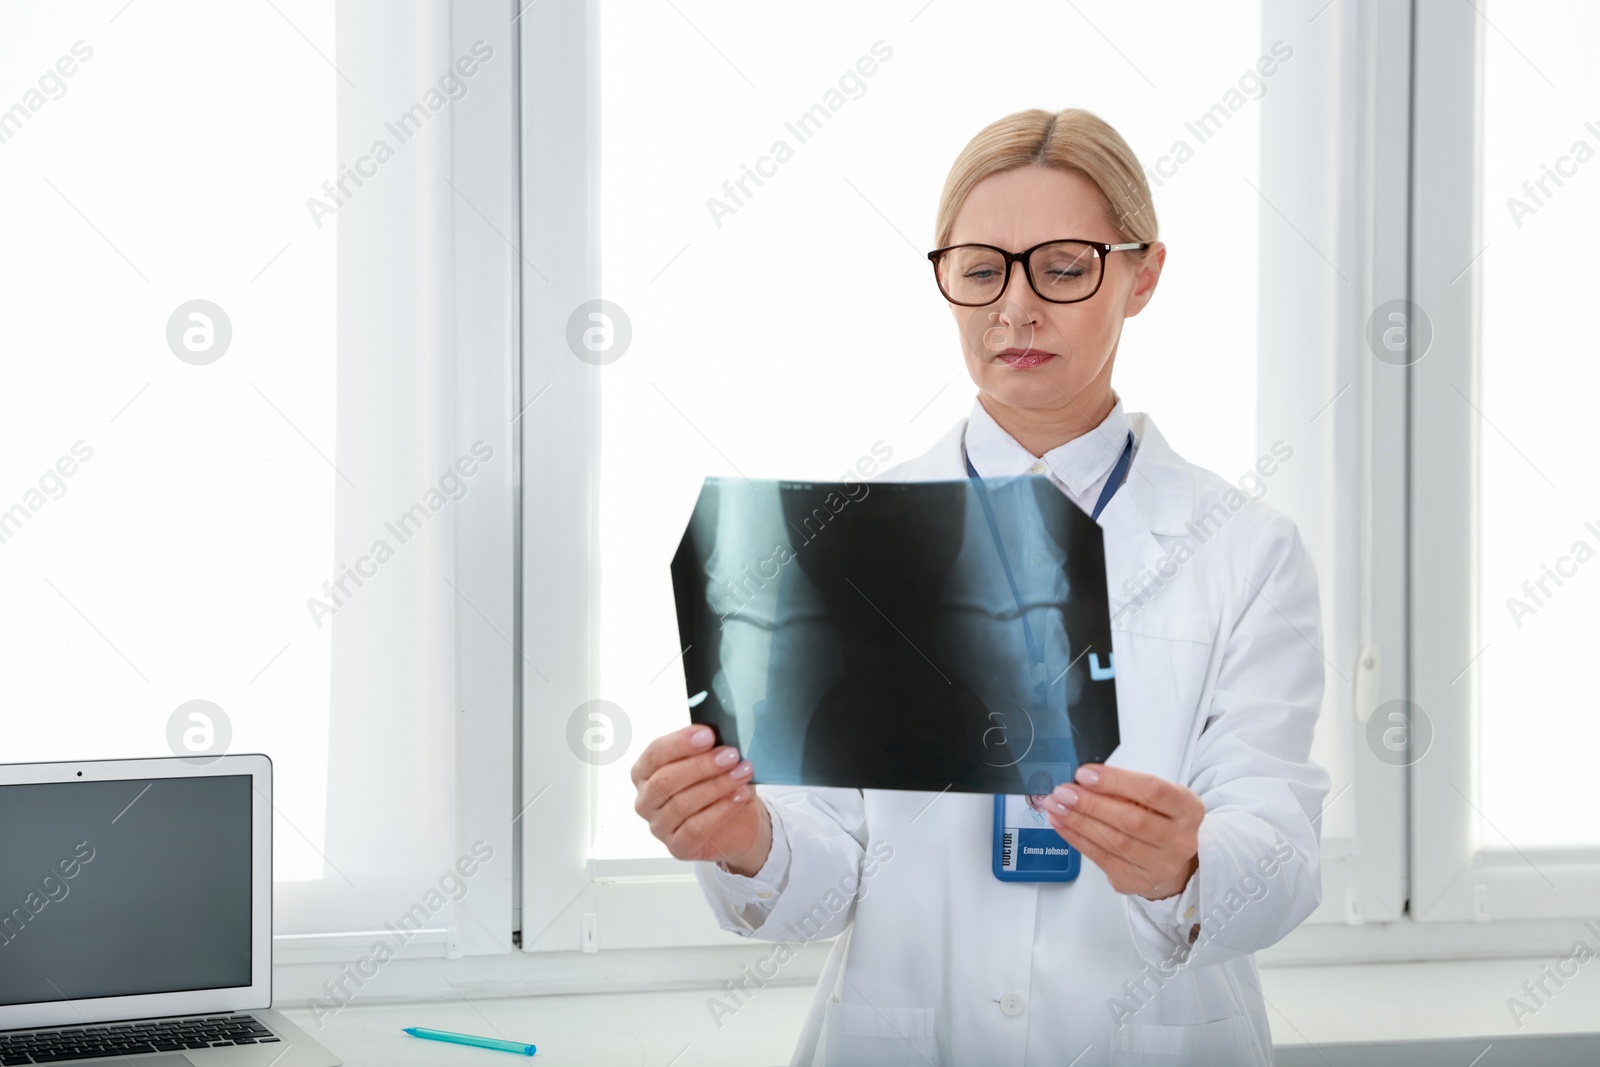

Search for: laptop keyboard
xmin=0 ymin=1014 xmax=279 ymax=1063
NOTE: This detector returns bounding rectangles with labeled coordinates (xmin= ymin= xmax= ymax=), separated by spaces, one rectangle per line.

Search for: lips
xmin=995 ymin=347 xmax=1057 ymax=369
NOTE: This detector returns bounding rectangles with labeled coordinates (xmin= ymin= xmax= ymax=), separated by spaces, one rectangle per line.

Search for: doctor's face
xmin=942 ymin=165 xmax=1164 ymax=416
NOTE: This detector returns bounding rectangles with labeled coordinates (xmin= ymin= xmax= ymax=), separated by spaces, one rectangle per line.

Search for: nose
xmin=974 ymin=293 xmax=1039 ymax=357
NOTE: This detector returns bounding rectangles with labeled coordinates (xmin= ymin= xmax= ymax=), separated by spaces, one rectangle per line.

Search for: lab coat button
xmin=999 ymin=992 xmax=1025 ymax=1017
xmin=1030 ymin=461 xmax=1047 ymax=475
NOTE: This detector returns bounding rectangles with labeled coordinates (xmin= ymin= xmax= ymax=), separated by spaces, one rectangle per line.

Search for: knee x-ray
xmin=670 ymin=474 xmax=1120 ymax=794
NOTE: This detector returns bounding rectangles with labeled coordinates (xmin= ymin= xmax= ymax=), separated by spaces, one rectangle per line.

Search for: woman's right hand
xmin=631 ymin=724 xmax=771 ymax=876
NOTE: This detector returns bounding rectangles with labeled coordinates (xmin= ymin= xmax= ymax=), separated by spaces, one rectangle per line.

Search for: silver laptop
xmin=0 ymin=754 xmax=339 ymax=1065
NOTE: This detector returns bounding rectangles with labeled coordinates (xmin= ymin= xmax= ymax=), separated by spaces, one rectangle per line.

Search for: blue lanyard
xmin=961 ymin=429 xmax=1135 ymax=709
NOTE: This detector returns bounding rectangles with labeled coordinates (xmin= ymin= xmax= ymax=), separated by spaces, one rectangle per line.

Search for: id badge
xmin=992 ymin=792 xmax=1079 ymax=882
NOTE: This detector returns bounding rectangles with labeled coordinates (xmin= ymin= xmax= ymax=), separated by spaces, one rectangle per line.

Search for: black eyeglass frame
xmin=925 ymin=238 xmax=1152 ymax=307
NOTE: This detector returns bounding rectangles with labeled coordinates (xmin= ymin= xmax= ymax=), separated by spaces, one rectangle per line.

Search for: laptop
xmin=0 ymin=754 xmax=340 ymax=1065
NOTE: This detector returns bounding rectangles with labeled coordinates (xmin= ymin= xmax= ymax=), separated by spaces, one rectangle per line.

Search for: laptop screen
xmin=0 ymin=775 xmax=253 ymax=1008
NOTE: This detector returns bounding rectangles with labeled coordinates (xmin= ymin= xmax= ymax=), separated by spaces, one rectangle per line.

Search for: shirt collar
xmin=963 ymin=391 xmax=1132 ymax=496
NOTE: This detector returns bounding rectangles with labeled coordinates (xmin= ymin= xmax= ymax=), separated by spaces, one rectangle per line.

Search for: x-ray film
xmin=670 ymin=474 xmax=1120 ymax=794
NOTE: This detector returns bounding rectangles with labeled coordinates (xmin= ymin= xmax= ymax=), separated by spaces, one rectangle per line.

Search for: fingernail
xmin=691 ymin=727 xmax=714 ymax=748
xmin=1055 ymin=785 xmax=1079 ymax=806
xmin=731 ymin=785 xmax=750 ymax=802
xmin=1045 ymin=797 xmax=1069 ymax=815
xmin=714 ymin=747 xmax=739 ymax=766
xmin=729 ymin=761 xmax=753 ymax=780
xmin=1075 ymin=766 xmax=1100 ymax=786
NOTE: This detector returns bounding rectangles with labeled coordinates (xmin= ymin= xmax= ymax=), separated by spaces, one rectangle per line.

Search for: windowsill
xmin=278 ymin=955 xmax=1600 ymax=1065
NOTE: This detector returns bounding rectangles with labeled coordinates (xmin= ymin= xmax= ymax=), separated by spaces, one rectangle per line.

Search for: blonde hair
xmin=933 ymin=108 xmax=1157 ymax=256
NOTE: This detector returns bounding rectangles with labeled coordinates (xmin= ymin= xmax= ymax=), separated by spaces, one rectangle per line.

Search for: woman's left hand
xmin=1044 ymin=764 xmax=1203 ymax=900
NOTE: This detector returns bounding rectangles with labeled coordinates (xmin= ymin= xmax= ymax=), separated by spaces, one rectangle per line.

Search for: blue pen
xmin=403 ymin=1027 xmax=536 ymax=1056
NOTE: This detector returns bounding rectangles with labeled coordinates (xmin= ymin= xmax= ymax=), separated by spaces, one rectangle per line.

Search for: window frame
xmin=1251 ymin=0 xmax=1410 ymax=941
xmin=269 ymin=0 xmax=519 ymax=965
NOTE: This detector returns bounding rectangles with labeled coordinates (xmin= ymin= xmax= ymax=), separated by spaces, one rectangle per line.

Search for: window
xmin=1413 ymin=0 xmax=1600 ymax=922
xmin=521 ymin=0 xmax=1392 ymax=951
xmin=1473 ymin=0 xmax=1600 ymax=852
xmin=0 ymin=1 xmax=516 ymax=952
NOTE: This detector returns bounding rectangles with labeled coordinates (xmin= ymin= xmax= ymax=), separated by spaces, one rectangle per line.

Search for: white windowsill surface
xmin=278 ymin=956 xmax=1600 ymax=1066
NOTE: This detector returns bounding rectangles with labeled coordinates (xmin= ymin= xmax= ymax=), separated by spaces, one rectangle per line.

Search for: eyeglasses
xmin=926 ymin=238 xmax=1151 ymax=307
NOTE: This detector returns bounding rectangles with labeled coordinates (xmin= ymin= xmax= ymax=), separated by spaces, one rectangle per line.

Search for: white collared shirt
xmin=962 ymin=391 xmax=1136 ymax=520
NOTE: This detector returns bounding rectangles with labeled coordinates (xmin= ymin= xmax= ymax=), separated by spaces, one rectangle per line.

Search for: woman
xmin=630 ymin=108 xmax=1330 ymax=1067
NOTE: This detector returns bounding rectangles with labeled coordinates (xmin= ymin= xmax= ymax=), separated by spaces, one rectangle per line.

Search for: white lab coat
xmin=694 ymin=408 xmax=1331 ymax=1067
